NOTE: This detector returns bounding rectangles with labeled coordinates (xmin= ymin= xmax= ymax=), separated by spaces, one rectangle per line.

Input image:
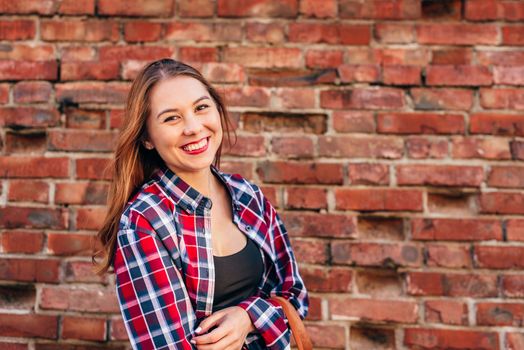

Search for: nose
xmin=182 ymin=114 xmax=203 ymax=135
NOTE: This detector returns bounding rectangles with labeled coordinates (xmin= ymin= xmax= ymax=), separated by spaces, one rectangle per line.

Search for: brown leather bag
xmin=271 ymin=296 xmax=313 ymax=350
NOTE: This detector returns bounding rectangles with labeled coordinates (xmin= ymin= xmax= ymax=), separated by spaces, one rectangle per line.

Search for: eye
xmin=195 ymin=104 xmax=209 ymax=112
xmin=163 ymin=115 xmax=180 ymax=123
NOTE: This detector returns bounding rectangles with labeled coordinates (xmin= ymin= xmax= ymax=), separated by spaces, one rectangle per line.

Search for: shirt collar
xmin=152 ymin=165 xmax=238 ymax=214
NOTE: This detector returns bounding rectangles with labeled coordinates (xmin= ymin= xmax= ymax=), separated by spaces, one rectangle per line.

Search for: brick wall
xmin=0 ymin=0 xmax=523 ymax=349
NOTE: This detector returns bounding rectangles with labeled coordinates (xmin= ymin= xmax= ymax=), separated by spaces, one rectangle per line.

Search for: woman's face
xmin=145 ymin=75 xmax=223 ymax=176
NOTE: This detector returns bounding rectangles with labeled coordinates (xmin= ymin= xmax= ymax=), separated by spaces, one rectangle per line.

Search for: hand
xmin=191 ymin=306 xmax=255 ymax=350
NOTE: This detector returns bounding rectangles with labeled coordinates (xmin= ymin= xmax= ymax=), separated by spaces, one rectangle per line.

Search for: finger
xmin=192 ymin=324 xmax=228 ymax=345
xmin=195 ymin=311 xmax=224 ymax=334
xmin=195 ymin=332 xmax=236 ymax=350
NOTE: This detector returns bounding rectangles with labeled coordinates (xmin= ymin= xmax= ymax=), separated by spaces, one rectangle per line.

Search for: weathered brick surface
xmin=0 ymin=1 xmax=522 ymax=349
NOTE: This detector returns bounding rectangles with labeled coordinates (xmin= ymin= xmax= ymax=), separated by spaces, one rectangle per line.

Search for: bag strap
xmin=271 ymin=296 xmax=313 ymax=350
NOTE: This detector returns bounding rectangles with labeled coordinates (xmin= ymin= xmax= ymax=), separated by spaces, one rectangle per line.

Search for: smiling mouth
xmin=181 ymin=137 xmax=209 ymax=152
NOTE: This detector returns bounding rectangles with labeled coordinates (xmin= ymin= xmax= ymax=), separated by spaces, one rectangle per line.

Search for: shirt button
xmin=245 ymin=225 xmax=252 ymax=231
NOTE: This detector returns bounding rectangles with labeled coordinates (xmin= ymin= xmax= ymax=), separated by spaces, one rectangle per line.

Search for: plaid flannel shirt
xmin=113 ymin=165 xmax=309 ymax=350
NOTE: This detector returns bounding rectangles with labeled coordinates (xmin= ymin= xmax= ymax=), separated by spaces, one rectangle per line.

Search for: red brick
xmin=0 ymin=342 xmax=28 ymax=350
xmin=417 ymin=24 xmax=499 ymax=45
xmin=502 ymin=274 xmax=524 ymax=298
xmin=477 ymin=302 xmax=524 ymax=326
xmin=223 ymin=135 xmax=265 ymax=157
xmin=76 ymin=207 xmax=107 ymax=230
xmin=357 ymin=216 xmax=405 ymax=240
xmin=0 ymin=107 xmax=59 ymax=128
xmin=121 ymin=60 xmax=152 ymax=80
xmin=124 ymin=21 xmax=162 ymax=42
xmin=480 ymin=192 xmax=524 ymax=215
xmin=500 ymin=1 xmax=524 ymax=21
xmin=335 ymin=188 xmax=423 ymax=212
xmin=397 ymin=165 xmax=484 ymax=187
xmin=246 ymin=22 xmax=285 ymax=44
xmin=58 ymin=0 xmax=95 ymax=14
xmin=4 ymin=131 xmax=47 ymax=154
xmin=98 ymin=0 xmax=174 ymax=17
xmin=406 ymin=137 xmax=448 ymax=159
xmin=507 ymin=219 xmax=524 ymax=241
xmin=299 ymin=0 xmax=337 ymax=18
xmin=0 ymin=44 xmax=54 ymax=61
xmin=0 ymin=20 xmax=35 ymax=40
xmin=426 ymin=243 xmax=472 ymax=268
xmin=0 ymin=84 xmax=8 ymax=104
xmin=178 ymin=47 xmax=217 ymax=64
xmin=319 ymin=135 xmax=403 ymax=159
xmin=321 ymin=88 xmax=404 ymax=110
xmin=300 ymin=266 xmax=352 ymax=292
xmin=56 ymin=82 xmax=129 ymax=104
xmin=480 ymin=88 xmax=524 ymax=110
xmin=411 ymin=88 xmax=473 ymax=111
xmin=62 ymin=316 xmax=106 ymax=341
xmin=99 ymin=45 xmax=174 ymax=62
xmin=332 ymin=241 xmax=422 ymax=267
xmin=61 ymin=61 xmax=120 ymax=81
xmin=380 ymin=48 xmax=430 ymax=66
xmin=375 ymin=23 xmax=414 ymax=43
xmin=507 ymin=332 xmax=524 ymax=350
xmin=503 ymin=26 xmax=524 ymax=45
xmin=452 ymin=137 xmax=511 ymax=160
xmin=217 ymin=0 xmax=298 ymax=17
xmin=8 ymin=180 xmax=49 ymax=203
xmin=350 ymin=327 xmax=395 ymax=350
xmin=220 ymin=86 xmax=270 ymax=107
xmin=41 ymin=20 xmax=119 ymax=42
xmin=346 ymin=47 xmax=380 ymax=65
xmin=178 ymin=0 xmax=214 ymax=17
xmin=289 ymin=23 xmax=370 ymax=45
xmin=271 ymin=137 xmax=314 ymax=159
xmin=40 ymin=286 xmax=119 ymax=313
xmin=349 ymin=163 xmax=389 ymax=185
xmin=306 ymin=324 xmax=345 ymax=349
xmin=0 ymin=258 xmax=59 ymax=283
xmin=340 ymin=0 xmax=420 ymax=19
xmin=431 ymin=48 xmax=473 ymax=65
xmin=257 ymin=161 xmax=343 ymax=184
xmin=494 ymin=67 xmax=524 ymax=86
xmin=285 ymin=187 xmax=326 ymax=210
xmin=0 ymin=60 xmax=57 ymax=80
xmin=13 ymin=82 xmax=52 ymax=103
xmin=383 ymin=65 xmax=420 ymax=85
xmin=425 ymin=300 xmax=468 ymax=325
xmin=378 ymin=112 xmax=464 ymax=134
xmin=1 ymin=231 xmax=44 ymax=254
xmin=47 ymin=233 xmax=94 ymax=256
xmin=488 ymin=166 xmax=524 ymax=188
xmin=0 ymin=156 xmax=68 ymax=178
xmin=48 ymin=130 xmax=117 ymax=152
xmin=248 ymin=68 xmax=337 ymax=87
xmin=76 ymin=158 xmax=112 ymax=180
xmin=464 ymin=0 xmax=497 ymax=20
xmin=305 ymin=296 xmax=321 ymax=321
xmin=476 ymin=246 xmax=524 ymax=269
xmin=332 ymin=111 xmax=375 ymax=133
xmin=0 ymin=207 xmax=67 ymax=230
xmin=61 ymin=46 xmax=96 ymax=62
xmin=478 ymin=50 xmax=524 ymax=66
xmin=407 ymin=272 xmax=498 ymax=297
xmin=338 ymin=64 xmax=380 ymax=83
xmin=404 ymin=328 xmax=499 ymax=350
xmin=65 ymin=108 xmax=106 ymax=129
xmin=511 ymin=140 xmax=524 ymax=160
xmin=0 ymin=314 xmax=57 ymax=338
xmin=330 ymin=297 xmax=418 ymax=323
xmin=305 ymin=50 xmax=344 ymax=69
xmin=65 ymin=260 xmax=107 ymax=283
xmin=223 ymin=47 xmax=302 ymax=68
xmin=0 ymin=0 xmax=57 ymax=14
xmin=412 ymin=218 xmax=502 ymax=241
xmin=164 ymin=22 xmax=241 ymax=42
xmin=356 ymin=270 xmax=402 ymax=298
xmin=282 ymin=212 xmax=356 ymax=238
xmin=290 ymin=238 xmax=328 ymax=264
xmin=55 ymin=182 xmax=108 ymax=205
xmin=426 ymin=65 xmax=492 ymax=86
xmin=110 ymin=317 xmax=127 ymax=341
xmin=471 ymin=113 xmax=524 ymax=136
xmin=273 ymin=88 xmax=315 ymax=109
xmin=428 ymin=191 xmax=480 ymax=218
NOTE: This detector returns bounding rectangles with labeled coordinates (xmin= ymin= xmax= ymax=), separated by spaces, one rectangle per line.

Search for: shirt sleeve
xmin=237 ymin=194 xmax=309 ymax=350
xmin=114 ymin=214 xmax=197 ymax=350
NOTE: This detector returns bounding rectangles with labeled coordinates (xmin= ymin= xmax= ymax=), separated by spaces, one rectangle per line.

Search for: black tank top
xmin=212 ymin=237 xmax=264 ymax=312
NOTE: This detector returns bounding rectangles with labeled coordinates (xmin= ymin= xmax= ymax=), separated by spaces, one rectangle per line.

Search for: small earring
xmin=144 ymin=142 xmax=154 ymax=150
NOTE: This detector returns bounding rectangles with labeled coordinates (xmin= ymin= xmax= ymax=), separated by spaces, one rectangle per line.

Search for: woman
xmin=93 ymin=59 xmax=309 ymax=350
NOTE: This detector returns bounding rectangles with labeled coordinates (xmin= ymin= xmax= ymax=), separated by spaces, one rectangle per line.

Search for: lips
xmin=181 ymin=137 xmax=209 ymax=154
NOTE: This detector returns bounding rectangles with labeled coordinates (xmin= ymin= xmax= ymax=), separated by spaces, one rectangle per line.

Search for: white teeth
xmin=183 ymin=138 xmax=207 ymax=152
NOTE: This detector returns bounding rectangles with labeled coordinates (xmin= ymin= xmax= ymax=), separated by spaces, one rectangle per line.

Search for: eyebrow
xmin=156 ymin=96 xmax=211 ymax=119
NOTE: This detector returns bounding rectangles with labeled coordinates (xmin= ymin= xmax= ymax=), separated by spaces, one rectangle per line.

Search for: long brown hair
xmin=92 ymin=59 xmax=236 ymax=275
